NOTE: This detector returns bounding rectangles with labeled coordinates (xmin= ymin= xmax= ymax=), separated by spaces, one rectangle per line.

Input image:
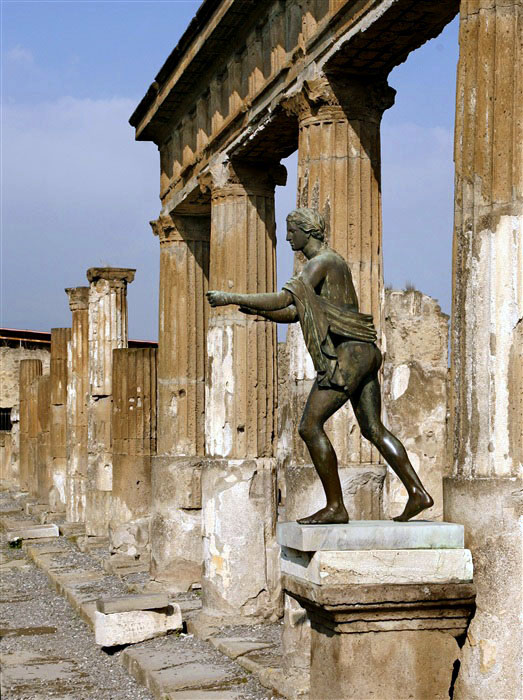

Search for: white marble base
xmin=94 ymin=604 xmax=182 ymax=646
xmin=281 ymin=546 xmax=473 ymax=585
xmin=277 ymin=520 xmax=464 ymax=551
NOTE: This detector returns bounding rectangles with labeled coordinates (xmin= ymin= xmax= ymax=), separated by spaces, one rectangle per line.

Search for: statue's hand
xmin=239 ymin=305 xmax=258 ymax=316
xmin=207 ymin=290 xmax=232 ymax=307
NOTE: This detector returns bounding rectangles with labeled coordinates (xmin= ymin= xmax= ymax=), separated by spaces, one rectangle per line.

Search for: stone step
xmin=6 ymin=523 xmax=59 ymax=542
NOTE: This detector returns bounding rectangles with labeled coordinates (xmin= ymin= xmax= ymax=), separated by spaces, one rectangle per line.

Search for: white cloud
xmin=2 ymin=96 xmax=160 ymax=339
xmin=5 ymin=45 xmax=34 ymax=66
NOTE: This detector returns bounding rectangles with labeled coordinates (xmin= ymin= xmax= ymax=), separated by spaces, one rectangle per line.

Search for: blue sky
xmin=2 ymin=1 xmax=459 ymax=340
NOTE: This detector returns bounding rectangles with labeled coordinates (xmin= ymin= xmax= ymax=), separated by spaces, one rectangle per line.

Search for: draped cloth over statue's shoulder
xmin=283 ymin=275 xmax=377 ymax=389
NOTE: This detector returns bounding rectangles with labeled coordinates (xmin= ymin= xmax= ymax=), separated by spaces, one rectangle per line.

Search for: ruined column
xmin=202 ymin=161 xmax=283 ymax=620
xmin=149 ymin=215 xmax=209 ymax=591
xmin=49 ymin=328 xmax=71 ymax=510
xmin=36 ymin=375 xmax=51 ymax=504
xmin=19 ymin=359 xmax=42 ymax=492
xmin=110 ymin=347 xmax=157 ymax=557
xmin=85 ymin=268 xmax=135 ymax=537
xmin=283 ymin=73 xmax=395 ymax=521
xmin=445 ymin=2 xmax=522 ymax=698
xmin=27 ymin=378 xmax=40 ymax=497
xmin=65 ymin=287 xmax=89 ymax=523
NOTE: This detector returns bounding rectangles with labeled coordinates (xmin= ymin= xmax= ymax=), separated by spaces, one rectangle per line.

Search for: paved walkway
xmin=0 ymin=491 xmax=275 ymax=700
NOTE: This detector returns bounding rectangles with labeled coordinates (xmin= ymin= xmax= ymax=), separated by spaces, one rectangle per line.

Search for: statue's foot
xmin=297 ymin=504 xmax=349 ymax=525
xmin=393 ymin=489 xmax=434 ymax=522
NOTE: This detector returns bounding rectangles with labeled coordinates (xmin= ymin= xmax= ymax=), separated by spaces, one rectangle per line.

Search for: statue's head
xmin=286 ymin=208 xmax=326 ymax=242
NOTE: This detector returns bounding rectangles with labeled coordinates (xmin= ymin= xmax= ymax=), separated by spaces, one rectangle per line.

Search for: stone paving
xmin=0 ymin=490 xmax=278 ymax=700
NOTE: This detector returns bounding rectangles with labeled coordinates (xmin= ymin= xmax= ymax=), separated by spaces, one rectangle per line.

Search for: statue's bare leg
xmin=296 ymin=380 xmax=349 ymax=524
xmin=351 ymin=374 xmax=433 ymax=521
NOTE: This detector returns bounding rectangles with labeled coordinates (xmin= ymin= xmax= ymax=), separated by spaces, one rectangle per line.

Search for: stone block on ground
xmin=97 ymin=593 xmax=169 ymax=614
xmin=59 ymin=522 xmax=86 ymax=537
xmin=94 ymin=604 xmax=182 ymax=646
xmin=6 ymin=523 xmax=59 ymax=542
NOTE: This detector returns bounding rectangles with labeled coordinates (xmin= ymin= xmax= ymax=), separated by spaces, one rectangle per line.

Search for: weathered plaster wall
xmin=382 ymin=289 xmax=449 ymax=520
xmin=0 ymin=346 xmax=50 ymax=408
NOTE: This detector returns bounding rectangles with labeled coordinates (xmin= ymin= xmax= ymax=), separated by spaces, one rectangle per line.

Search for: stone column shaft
xmin=154 ymin=216 xmax=209 ymax=457
xmin=206 ymin=166 xmax=278 ymax=460
xmin=451 ymin=0 xmax=522 ymax=479
xmin=19 ymin=359 xmax=42 ymax=492
xmin=110 ymin=347 xmax=156 ymax=555
xmin=49 ymin=328 xmax=71 ymax=509
xmin=149 ymin=214 xmax=209 ymax=591
xmin=201 ymin=162 xmax=282 ymax=619
xmin=27 ymin=378 xmax=40 ymax=497
xmin=86 ymin=267 xmax=135 ymax=536
xmin=66 ymin=287 xmax=89 ymax=522
xmin=446 ymin=2 xmax=522 ymax=698
xmin=36 ymin=375 xmax=51 ymax=503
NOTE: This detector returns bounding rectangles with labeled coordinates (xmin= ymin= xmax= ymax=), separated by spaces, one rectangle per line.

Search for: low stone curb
xmin=188 ymin=617 xmax=309 ymax=700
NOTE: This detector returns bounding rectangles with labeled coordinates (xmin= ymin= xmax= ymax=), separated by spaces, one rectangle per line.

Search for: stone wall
xmin=382 ymin=289 xmax=449 ymax=520
xmin=0 ymin=345 xmax=50 ymax=408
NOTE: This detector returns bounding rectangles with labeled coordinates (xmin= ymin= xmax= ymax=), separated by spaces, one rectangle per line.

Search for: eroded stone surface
xmin=94 ymin=605 xmax=182 ymax=647
xmin=281 ymin=546 xmax=473 ymax=585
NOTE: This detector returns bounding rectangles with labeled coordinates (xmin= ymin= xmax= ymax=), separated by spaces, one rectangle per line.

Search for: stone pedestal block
xmin=150 ymin=455 xmax=203 ymax=592
xmin=444 ymin=477 xmax=522 ymax=700
xmin=279 ymin=522 xmax=475 ymax=699
xmin=201 ymin=458 xmax=280 ymax=621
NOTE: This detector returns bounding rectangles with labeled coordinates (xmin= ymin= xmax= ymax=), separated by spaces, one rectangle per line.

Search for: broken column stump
xmin=278 ymin=521 xmax=475 ymax=700
xmin=65 ymin=286 xmax=89 ymax=523
xmin=110 ymin=347 xmax=156 ymax=557
xmin=85 ymin=267 xmax=135 ymax=537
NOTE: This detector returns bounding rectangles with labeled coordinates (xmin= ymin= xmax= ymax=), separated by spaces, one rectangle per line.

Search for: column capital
xmin=284 ymin=74 xmax=395 ymax=124
xmin=150 ymin=214 xmax=210 ymax=244
xmin=199 ymin=160 xmax=287 ymax=199
xmin=86 ymin=267 xmax=135 ymax=285
xmin=65 ymin=286 xmax=89 ymax=311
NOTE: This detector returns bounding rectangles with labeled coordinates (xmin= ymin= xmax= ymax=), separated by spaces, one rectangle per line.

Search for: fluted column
xmin=19 ymin=359 xmax=42 ymax=492
xmin=36 ymin=375 xmax=51 ymax=503
xmin=65 ymin=287 xmax=89 ymax=522
xmin=201 ymin=161 xmax=282 ymax=620
xmin=110 ymin=347 xmax=156 ymax=556
xmin=49 ymin=328 xmax=71 ymax=510
xmin=153 ymin=215 xmax=209 ymax=456
xmin=149 ymin=214 xmax=209 ymax=590
xmin=445 ymin=2 xmax=522 ymax=698
xmin=85 ymin=267 xmax=135 ymax=536
xmin=206 ymin=162 xmax=279 ymax=460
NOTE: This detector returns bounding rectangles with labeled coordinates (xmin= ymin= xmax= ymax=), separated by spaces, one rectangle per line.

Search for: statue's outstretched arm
xmin=207 ymin=289 xmax=293 ymax=311
xmin=239 ymin=305 xmax=298 ymax=323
